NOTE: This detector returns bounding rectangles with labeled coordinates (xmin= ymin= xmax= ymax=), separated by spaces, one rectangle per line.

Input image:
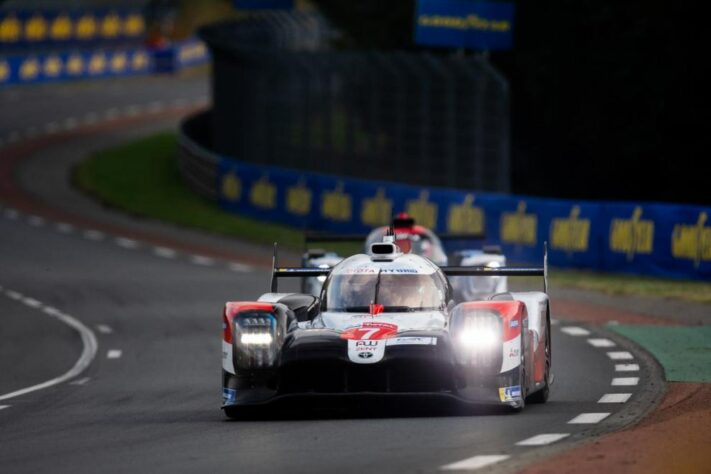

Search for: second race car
xmin=301 ymin=212 xmax=507 ymax=300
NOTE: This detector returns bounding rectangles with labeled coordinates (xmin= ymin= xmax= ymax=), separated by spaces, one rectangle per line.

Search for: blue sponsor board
xmin=415 ymin=0 xmax=515 ymax=50
xmin=0 ymin=47 xmax=152 ymax=86
xmin=213 ymin=152 xmax=711 ymax=281
xmin=153 ymin=38 xmax=210 ymax=73
xmin=234 ymin=0 xmax=294 ymax=11
xmin=0 ymin=9 xmax=146 ymax=48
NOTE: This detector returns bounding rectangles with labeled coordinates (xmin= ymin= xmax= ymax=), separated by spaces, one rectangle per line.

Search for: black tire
xmin=528 ymin=309 xmax=551 ymax=404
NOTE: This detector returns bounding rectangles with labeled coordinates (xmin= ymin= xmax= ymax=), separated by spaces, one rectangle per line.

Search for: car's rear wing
xmin=270 ymin=242 xmax=549 ymax=293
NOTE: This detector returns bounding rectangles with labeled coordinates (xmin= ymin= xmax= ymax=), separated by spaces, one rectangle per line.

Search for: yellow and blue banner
xmin=0 ymin=47 xmax=152 ymax=86
xmin=415 ymin=0 xmax=514 ymax=50
xmin=215 ymin=155 xmax=711 ymax=280
xmin=153 ymin=38 xmax=210 ymax=73
xmin=0 ymin=9 xmax=145 ymax=46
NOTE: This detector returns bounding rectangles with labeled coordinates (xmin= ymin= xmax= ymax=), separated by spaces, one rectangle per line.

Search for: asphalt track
xmin=0 ymin=76 xmax=664 ymax=473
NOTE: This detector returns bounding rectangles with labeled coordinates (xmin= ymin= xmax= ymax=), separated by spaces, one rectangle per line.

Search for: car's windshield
xmin=324 ymin=272 xmax=446 ymax=311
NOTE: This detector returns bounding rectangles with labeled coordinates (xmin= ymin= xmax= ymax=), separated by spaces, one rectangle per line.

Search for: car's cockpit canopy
xmin=321 ymin=254 xmax=448 ymax=312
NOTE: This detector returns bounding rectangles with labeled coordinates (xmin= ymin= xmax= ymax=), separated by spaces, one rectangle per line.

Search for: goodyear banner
xmin=216 ymin=155 xmax=711 ymax=280
xmin=153 ymin=38 xmax=210 ymax=73
xmin=0 ymin=9 xmax=145 ymax=47
xmin=0 ymin=48 xmax=152 ymax=86
xmin=414 ymin=0 xmax=515 ymax=50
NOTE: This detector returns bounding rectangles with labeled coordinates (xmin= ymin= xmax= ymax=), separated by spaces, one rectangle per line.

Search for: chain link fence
xmin=196 ymin=12 xmax=510 ymax=193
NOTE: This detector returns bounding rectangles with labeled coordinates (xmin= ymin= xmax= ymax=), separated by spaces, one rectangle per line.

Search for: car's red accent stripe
xmin=223 ymin=302 xmax=275 ymax=343
xmin=457 ymin=301 xmax=526 ymax=341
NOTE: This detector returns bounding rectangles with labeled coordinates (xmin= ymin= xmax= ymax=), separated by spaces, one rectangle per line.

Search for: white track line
xmin=0 ymin=405 xmax=10 ymax=410
xmin=0 ymin=297 xmax=97 ymax=402
xmin=515 ymin=433 xmax=570 ymax=446
xmin=83 ymin=112 xmax=99 ymax=124
xmin=124 ymin=104 xmax=142 ymax=116
xmin=83 ymin=230 xmax=105 ymax=241
xmin=63 ymin=117 xmax=78 ymax=130
xmin=96 ymin=324 xmax=113 ymax=334
xmin=115 ymin=237 xmax=139 ymax=249
xmin=56 ymin=222 xmax=74 ymax=233
xmin=228 ymin=262 xmax=251 ymax=272
xmin=191 ymin=255 xmax=214 ymax=266
xmin=568 ymin=413 xmax=610 ymax=424
xmin=154 ymin=247 xmax=177 ymax=259
xmin=612 ymin=377 xmax=639 ymax=386
xmin=615 ymin=363 xmax=640 ymax=372
xmin=70 ymin=377 xmax=91 ymax=386
xmin=147 ymin=101 xmax=165 ymax=113
xmin=5 ymin=290 xmax=22 ymax=300
xmin=107 ymin=350 xmax=122 ymax=359
xmin=598 ymin=393 xmax=632 ymax=403
xmin=440 ymin=455 xmax=510 ymax=471
xmin=21 ymin=297 xmax=42 ymax=308
xmin=561 ymin=326 xmax=590 ymax=336
xmin=588 ymin=338 xmax=616 ymax=348
xmin=104 ymin=108 xmax=120 ymax=119
xmin=607 ymin=351 xmax=634 ymax=360
xmin=28 ymin=215 xmax=45 ymax=227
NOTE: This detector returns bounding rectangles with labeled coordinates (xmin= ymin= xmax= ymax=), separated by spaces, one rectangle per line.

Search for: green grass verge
xmin=74 ymin=132 xmax=711 ymax=304
xmin=74 ymin=132 xmax=304 ymax=250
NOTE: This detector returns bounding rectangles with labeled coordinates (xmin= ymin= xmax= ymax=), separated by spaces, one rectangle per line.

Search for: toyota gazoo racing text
xmin=301 ymin=212 xmax=508 ymax=300
xmin=221 ymin=236 xmax=552 ymax=418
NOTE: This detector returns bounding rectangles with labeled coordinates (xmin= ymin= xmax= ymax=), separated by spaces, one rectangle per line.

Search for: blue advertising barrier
xmin=215 ymin=154 xmax=711 ymax=280
xmin=0 ymin=37 xmax=208 ymax=86
xmin=0 ymin=47 xmax=152 ymax=86
xmin=414 ymin=0 xmax=515 ymax=50
xmin=153 ymin=38 xmax=210 ymax=73
xmin=233 ymin=0 xmax=294 ymax=10
xmin=0 ymin=9 xmax=145 ymax=47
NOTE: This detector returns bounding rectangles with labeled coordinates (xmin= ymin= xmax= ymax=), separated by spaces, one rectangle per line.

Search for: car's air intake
xmin=369 ymin=242 xmax=402 ymax=261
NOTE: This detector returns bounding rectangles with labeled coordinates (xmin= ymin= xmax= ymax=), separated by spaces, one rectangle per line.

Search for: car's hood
xmin=314 ymin=310 xmax=447 ymax=333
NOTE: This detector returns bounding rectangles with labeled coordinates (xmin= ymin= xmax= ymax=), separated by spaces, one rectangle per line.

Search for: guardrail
xmin=178 ymin=112 xmax=711 ymax=280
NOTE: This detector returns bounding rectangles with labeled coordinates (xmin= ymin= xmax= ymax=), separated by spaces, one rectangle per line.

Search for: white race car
xmin=221 ymin=235 xmax=551 ymax=418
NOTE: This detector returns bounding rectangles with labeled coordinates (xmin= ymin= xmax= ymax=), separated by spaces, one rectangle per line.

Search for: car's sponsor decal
xmin=386 ymin=336 xmax=437 ymax=346
xmin=223 ymin=388 xmax=237 ymax=403
xmin=340 ymin=321 xmax=398 ymax=340
xmin=347 ymin=339 xmax=386 ymax=364
xmin=498 ymin=385 xmax=522 ymax=402
xmin=222 ymin=340 xmax=235 ymax=374
xmin=500 ymin=333 xmax=521 ymax=373
xmin=510 ymin=319 xmax=519 ymax=328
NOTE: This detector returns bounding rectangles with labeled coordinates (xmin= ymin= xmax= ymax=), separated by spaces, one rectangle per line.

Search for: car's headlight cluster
xmin=234 ymin=313 xmax=278 ymax=369
xmin=451 ymin=308 xmax=502 ymax=367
